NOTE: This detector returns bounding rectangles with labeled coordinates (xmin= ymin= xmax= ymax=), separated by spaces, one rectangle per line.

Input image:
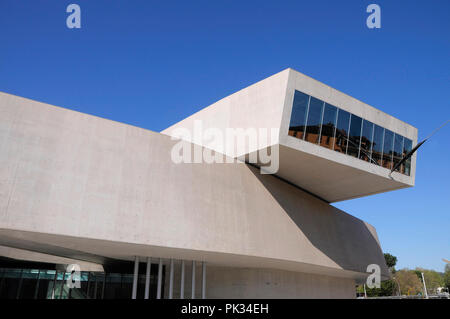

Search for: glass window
xmin=334 ymin=109 xmax=350 ymax=153
xmin=347 ymin=115 xmax=363 ymax=158
xmin=392 ymin=134 xmax=404 ymax=172
xmin=288 ymin=91 xmax=309 ymax=140
xmin=304 ymin=97 xmax=324 ymax=144
xmin=359 ymin=120 xmax=374 ymax=163
xmin=319 ymin=103 xmax=337 ymax=149
xmin=403 ymin=138 xmax=412 ymax=176
xmin=372 ymin=125 xmax=384 ymax=166
xmin=382 ymin=129 xmax=394 ymax=169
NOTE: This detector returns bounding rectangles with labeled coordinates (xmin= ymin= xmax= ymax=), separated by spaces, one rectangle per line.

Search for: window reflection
xmin=304 ymin=97 xmax=324 ymax=144
xmin=347 ymin=115 xmax=362 ymax=158
xmin=319 ymin=103 xmax=337 ymax=149
xmin=372 ymin=125 xmax=384 ymax=166
xmin=382 ymin=129 xmax=394 ymax=169
xmin=288 ymin=91 xmax=309 ymax=140
xmin=334 ymin=109 xmax=350 ymax=154
xmin=359 ymin=120 xmax=374 ymax=163
xmin=403 ymin=138 xmax=412 ymax=176
xmin=288 ymin=90 xmax=413 ymax=176
xmin=393 ymin=134 xmax=404 ymax=172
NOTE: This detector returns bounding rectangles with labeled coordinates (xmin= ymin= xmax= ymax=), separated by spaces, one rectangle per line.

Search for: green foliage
xmin=364 ymin=279 xmax=397 ymax=297
xmin=444 ymin=264 xmax=450 ymax=290
xmin=415 ymin=268 xmax=444 ymax=294
xmin=384 ymin=253 xmax=397 ymax=270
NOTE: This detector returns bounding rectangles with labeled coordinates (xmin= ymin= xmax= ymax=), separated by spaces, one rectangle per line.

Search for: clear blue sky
xmin=1 ymin=1 xmax=449 ymax=272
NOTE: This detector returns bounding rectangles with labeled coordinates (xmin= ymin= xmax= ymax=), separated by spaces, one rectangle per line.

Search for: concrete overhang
xmin=162 ymin=68 xmax=418 ymax=202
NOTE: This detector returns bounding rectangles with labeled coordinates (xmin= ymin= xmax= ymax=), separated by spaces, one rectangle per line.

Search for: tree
xmin=384 ymin=253 xmax=397 ymax=271
xmin=444 ymin=264 xmax=450 ymax=290
xmin=396 ymin=269 xmax=423 ymax=295
xmin=414 ymin=268 xmax=444 ymax=294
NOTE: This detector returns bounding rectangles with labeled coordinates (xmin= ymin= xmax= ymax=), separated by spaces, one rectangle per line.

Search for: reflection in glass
xmin=347 ymin=115 xmax=362 ymax=158
xmin=287 ymin=90 xmax=413 ymax=176
xmin=403 ymin=138 xmax=412 ymax=176
xmin=393 ymin=134 xmax=404 ymax=172
xmin=304 ymin=97 xmax=324 ymax=144
xmin=382 ymin=129 xmax=394 ymax=169
xmin=334 ymin=109 xmax=350 ymax=153
xmin=288 ymin=91 xmax=309 ymax=140
xmin=359 ymin=120 xmax=374 ymax=163
xmin=372 ymin=125 xmax=384 ymax=166
xmin=319 ymin=103 xmax=337 ymax=149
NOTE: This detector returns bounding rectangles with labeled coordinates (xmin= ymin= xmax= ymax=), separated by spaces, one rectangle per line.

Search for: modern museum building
xmin=0 ymin=68 xmax=417 ymax=299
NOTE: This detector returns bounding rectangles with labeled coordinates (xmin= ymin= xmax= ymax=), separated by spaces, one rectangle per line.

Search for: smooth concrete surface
xmin=206 ymin=266 xmax=356 ymax=299
xmin=0 ymin=94 xmax=387 ymax=278
xmin=162 ymin=68 xmax=418 ymax=202
xmin=0 ymin=92 xmax=389 ymax=284
xmin=161 ymin=262 xmax=355 ymax=299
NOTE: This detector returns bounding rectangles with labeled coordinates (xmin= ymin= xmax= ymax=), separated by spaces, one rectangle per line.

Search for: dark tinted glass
xmin=334 ymin=109 xmax=350 ymax=153
xmin=372 ymin=125 xmax=384 ymax=165
xmin=304 ymin=97 xmax=324 ymax=144
xmin=319 ymin=103 xmax=337 ymax=149
xmin=359 ymin=120 xmax=374 ymax=163
xmin=382 ymin=129 xmax=394 ymax=169
xmin=288 ymin=91 xmax=309 ymax=140
xmin=347 ymin=115 xmax=362 ymax=157
xmin=403 ymin=138 xmax=412 ymax=176
xmin=287 ymin=91 xmax=412 ymax=176
xmin=392 ymin=134 xmax=404 ymax=172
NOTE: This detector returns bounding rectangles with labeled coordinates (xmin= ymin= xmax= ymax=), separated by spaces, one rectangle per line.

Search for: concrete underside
xmin=0 ymin=92 xmax=390 ymax=298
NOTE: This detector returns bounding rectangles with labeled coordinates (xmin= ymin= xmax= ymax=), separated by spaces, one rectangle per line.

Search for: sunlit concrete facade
xmin=0 ymin=69 xmax=416 ymax=298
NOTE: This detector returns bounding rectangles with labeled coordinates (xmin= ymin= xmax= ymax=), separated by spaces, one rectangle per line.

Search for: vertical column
xmin=169 ymin=259 xmax=174 ymax=299
xmin=16 ymin=269 xmax=23 ymax=299
xmin=180 ymin=260 xmax=185 ymax=299
xmin=51 ymin=270 xmax=58 ymax=299
xmin=59 ymin=272 xmax=66 ymax=299
xmin=34 ymin=270 xmax=41 ymax=299
xmin=144 ymin=257 xmax=151 ymax=299
xmin=101 ymin=273 xmax=106 ymax=299
xmin=157 ymin=258 xmax=163 ymax=299
xmin=86 ymin=272 xmax=91 ymax=299
xmin=201 ymin=262 xmax=206 ymax=299
xmin=191 ymin=261 xmax=196 ymax=299
xmin=132 ymin=256 xmax=139 ymax=299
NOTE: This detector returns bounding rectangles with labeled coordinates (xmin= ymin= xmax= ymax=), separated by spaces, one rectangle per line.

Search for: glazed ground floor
xmin=0 ymin=257 xmax=356 ymax=299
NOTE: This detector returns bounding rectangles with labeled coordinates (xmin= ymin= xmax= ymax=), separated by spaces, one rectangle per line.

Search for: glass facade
xmin=288 ymin=91 xmax=309 ymax=140
xmin=288 ymin=90 xmax=413 ymax=175
xmin=372 ymin=125 xmax=384 ymax=166
xmin=359 ymin=120 xmax=374 ymax=163
xmin=334 ymin=109 xmax=350 ymax=154
xmin=319 ymin=103 xmax=338 ymax=149
xmin=0 ymin=266 xmax=161 ymax=299
xmin=403 ymin=138 xmax=413 ymax=175
xmin=304 ymin=97 xmax=324 ymax=144
xmin=347 ymin=115 xmax=363 ymax=158
xmin=382 ymin=129 xmax=394 ymax=170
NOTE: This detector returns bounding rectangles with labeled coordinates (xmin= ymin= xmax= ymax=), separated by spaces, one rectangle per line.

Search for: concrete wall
xmin=0 ymin=92 xmax=389 ymax=286
xmin=206 ymin=266 xmax=355 ymax=299
xmin=162 ymin=262 xmax=355 ymax=299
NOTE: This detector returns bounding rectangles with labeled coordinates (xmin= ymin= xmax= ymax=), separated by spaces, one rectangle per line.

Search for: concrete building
xmin=0 ymin=68 xmax=417 ymax=299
